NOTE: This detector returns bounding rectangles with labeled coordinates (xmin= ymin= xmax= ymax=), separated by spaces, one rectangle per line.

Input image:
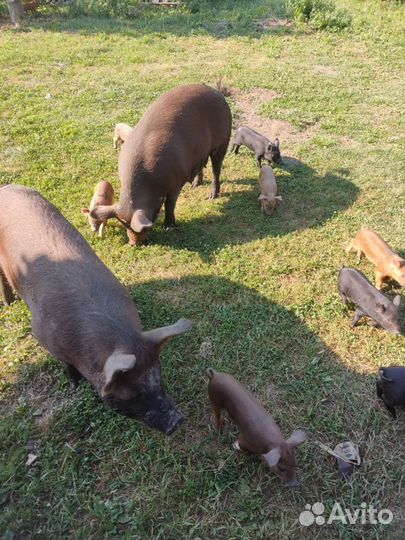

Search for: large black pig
xmin=90 ymin=84 xmax=232 ymax=245
xmin=0 ymin=185 xmax=191 ymax=435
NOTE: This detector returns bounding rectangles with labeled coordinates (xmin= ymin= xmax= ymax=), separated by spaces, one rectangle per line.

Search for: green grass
xmin=1 ymin=1 xmax=405 ymax=538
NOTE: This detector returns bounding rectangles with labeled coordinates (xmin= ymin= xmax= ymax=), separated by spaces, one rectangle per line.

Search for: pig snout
xmin=143 ymin=394 xmax=184 ymax=436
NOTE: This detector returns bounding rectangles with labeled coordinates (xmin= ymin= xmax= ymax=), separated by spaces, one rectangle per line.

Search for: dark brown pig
xmin=0 ymin=184 xmax=192 ymax=435
xmin=206 ymin=369 xmax=308 ymax=487
xmin=376 ymin=366 xmax=405 ymax=418
xmin=81 ymin=181 xmax=114 ymax=237
xmin=346 ymin=226 xmax=405 ymax=289
xmin=90 ymin=84 xmax=232 ymax=246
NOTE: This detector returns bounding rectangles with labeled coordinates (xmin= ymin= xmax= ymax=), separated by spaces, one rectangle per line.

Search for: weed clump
xmin=286 ymin=0 xmax=352 ymax=31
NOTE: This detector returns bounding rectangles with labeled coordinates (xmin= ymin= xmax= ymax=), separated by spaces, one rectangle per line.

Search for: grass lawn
xmin=0 ymin=0 xmax=405 ymax=538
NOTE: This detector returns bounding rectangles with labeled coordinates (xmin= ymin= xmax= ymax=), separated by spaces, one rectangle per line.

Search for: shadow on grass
xmin=149 ymin=159 xmax=359 ymax=259
xmin=0 ymin=272 xmax=391 ymax=539
xmin=25 ymin=0 xmax=292 ymax=40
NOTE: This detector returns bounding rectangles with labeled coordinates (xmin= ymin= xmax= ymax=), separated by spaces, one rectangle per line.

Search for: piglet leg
xmin=211 ymin=404 xmax=224 ymax=431
xmin=350 ymin=308 xmax=364 ymax=327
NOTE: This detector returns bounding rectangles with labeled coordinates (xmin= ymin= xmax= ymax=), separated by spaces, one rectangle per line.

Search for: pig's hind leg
xmin=211 ymin=403 xmax=225 ymax=431
xmin=339 ymin=288 xmax=348 ymax=305
xmin=0 ymin=268 xmax=14 ymax=306
xmin=210 ymin=146 xmax=227 ymax=199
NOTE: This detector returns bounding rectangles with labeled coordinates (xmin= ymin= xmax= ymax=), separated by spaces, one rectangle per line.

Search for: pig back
xmin=0 ymin=185 xmax=141 ymax=368
xmin=118 ymin=84 xmax=232 ymax=216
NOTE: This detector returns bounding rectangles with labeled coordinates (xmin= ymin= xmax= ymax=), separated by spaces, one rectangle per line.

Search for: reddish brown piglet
xmin=81 ymin=181 xmax=114 ymax=237
xmin=207 ymin=369 xmax=308 ymax=487
xmin=346 ymin=226 xmax=405 ymax=289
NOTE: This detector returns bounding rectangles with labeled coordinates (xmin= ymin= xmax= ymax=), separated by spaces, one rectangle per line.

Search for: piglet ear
xmin=81 ymin=208 xmax=90 ymax=215
xmin=130 ymin=210 xmax=153 ymax=233
xmin=274 ymin=138 xmax=280 ymax=148
xmin=144 ymin=318 xmax=192 ymax=349
xmin=286 ymin=430 xmax=308 ymax=448
xmin=393 ymin=259 xmax=405 ymax=268
xmin=393 ymin=295 xmax=402 ymax=309
xmin=102 ymin=352 xmax=136 ymax=396
xmin=90 ymin=204 xmax=117 ymax=221
xmin=258 ymin=194 xmax=269 ymax=200
xmin=275 ymin=196 xmax=283 ymax=201
xmin=263 ymin=447 xmax=282 ymax=467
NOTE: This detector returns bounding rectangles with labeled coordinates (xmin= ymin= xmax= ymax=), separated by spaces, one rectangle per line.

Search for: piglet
xmin=258 ymin=164 xmax=282 ymax=215
xmin=206 ymin=368 xmax=308 ymax=487
xmin=81 ymin=181 xmax=114 ymax=237
xmin=376 ymin=366 xmax=405 ymax=419
xmin=346 ymin=226 xmax=405 ymax=289
xmin=113 ymin=123 xmax=133 ymax=149
xmin=338 ymin=267 xmax=401 ymax=334
xmin=232 ymin=126 xmax=281 ymax=167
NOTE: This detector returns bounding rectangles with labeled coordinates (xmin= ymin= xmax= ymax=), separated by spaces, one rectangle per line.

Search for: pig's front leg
xmin=191 ymin=170 xmax=204 ymax=188
xmin=256 ymin=156 xmax=262 ymax=168
xmin=64 ymin=364 xmax=83 ymax=390
xmin=350 ymin=308 xmax=365 ymax=327
xmin=383 ymin=398 xmax=397 ymax=419
xmin=164 ymin=192 xmax=179 ymax=229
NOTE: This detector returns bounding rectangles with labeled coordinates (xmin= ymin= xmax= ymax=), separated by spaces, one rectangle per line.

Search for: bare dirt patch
xmin=232 ymin=88 xmax=319 ymax=145
xmin=314 ymin=65 xmax=339 ymax=77
xmin=256 ymin=18 xmax=294 ymax=31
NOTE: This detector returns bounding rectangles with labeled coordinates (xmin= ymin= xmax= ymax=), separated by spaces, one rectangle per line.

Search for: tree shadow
xmin=1 ymin=272 xmax=400 ymax=539
xmin=149 ymin=158 xmax=359 ymax=259
xmin=29 ymin=1 xmax=292 ymax=40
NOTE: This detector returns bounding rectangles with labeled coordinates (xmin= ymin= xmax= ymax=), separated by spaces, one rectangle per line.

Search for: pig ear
xmin=263 ymin=447 xmax=282 ymax=467
xmin=144 ymin=318 xmax=192 ymax=349
xmin=393 ymin=295 xmax=402 ymax=309
xmin=274 ymin=138 xmax=280 ymax=148
xmin=393 ymin=259 xmax=405 ymax=268
xmin=286 ymin=430 xmax=308 ymax=448
xmin=130 ymin=210 xmax=153 ymax=233
xmin=376 ymin=302 xmax=387 ymax=313
xmin=275 ymin=196 xmax=283 ymax=201
xmin=258 ymin=194 xmax=269 ymax=200
xmin=102 ymin=352 xmax=137 ymax=396
xmin=81 ymin=208 xmax=90 ymax=215
xmin=90 ymin=204 xmax=117 ymax=221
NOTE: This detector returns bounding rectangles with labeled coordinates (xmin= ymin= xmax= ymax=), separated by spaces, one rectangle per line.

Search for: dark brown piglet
xmin=376 ymin=366 xmax=405 ymax=419
xmin=207 ymin=369 xmax=307 ymax=487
